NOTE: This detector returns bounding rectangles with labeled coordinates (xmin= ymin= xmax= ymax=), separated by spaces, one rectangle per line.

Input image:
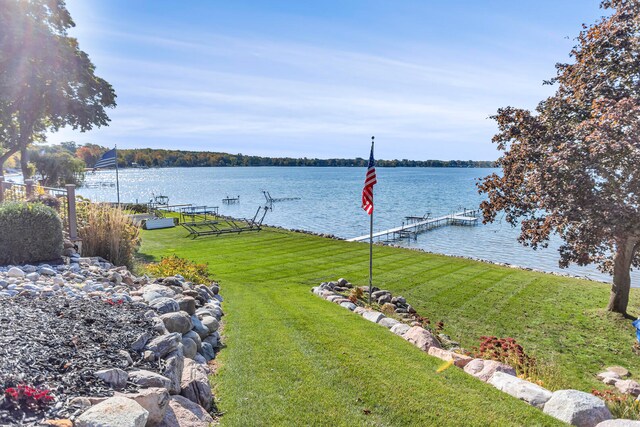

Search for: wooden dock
xmin=347 ymin=209 xmax=480 ymax=242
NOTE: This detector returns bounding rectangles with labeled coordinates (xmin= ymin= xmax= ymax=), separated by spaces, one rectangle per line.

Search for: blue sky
xmin=51 ymin=0 xmax=603 ymax=160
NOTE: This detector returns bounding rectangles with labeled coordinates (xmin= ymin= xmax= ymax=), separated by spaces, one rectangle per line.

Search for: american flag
xmin=94 ymin=148 xmax=117 ymax=168
xmin=361 ymin=143 xmax=377 ymax=215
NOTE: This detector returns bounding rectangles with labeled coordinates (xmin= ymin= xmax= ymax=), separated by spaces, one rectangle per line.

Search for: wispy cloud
xmin=51 ymin=4 xmax=578 ymax=160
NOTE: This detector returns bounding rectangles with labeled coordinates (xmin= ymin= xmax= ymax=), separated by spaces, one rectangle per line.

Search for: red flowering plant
xmin=473 ymin=336 xmax=536 ymax=377
xmin=3 ymin=384 xmax=55 ymax=410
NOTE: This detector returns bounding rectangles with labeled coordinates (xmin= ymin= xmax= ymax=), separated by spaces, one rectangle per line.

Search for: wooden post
xmin=25 ymin=179 xmax=34 ymax=199
xmin=0 ymin=176 xmax=4 ymax=203
xmin=66 ymin=184 xmax=78 ymax=241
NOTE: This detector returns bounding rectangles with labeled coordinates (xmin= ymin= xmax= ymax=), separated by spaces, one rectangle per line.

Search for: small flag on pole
xmin=362 ymin=142 xmax=377 ymax=215
xmin=94 ymin=148 xmax=117 ymax=169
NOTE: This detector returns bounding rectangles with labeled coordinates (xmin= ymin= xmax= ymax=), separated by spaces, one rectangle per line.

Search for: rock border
xmin=312 ymin=278 xmax=633 ymax=427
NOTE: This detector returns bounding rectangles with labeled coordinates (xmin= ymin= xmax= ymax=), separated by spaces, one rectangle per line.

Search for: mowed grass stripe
xmin=140 ymin=226 xmax=639 ymax=423
xmin=214 ymin=280 xmax=559 ymax=426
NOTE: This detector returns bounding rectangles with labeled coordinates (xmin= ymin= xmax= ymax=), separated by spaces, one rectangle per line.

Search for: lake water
xmin=78 ymin=166 xmax=636 ymax=286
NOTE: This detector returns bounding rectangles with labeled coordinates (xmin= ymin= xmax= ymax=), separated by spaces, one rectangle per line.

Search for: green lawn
xmin=140 ymin=226 xmax=640 ymax=426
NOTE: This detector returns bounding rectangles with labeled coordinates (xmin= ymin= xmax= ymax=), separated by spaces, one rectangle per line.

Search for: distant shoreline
xmin=107 ymin=146 xmax=497 ymax=169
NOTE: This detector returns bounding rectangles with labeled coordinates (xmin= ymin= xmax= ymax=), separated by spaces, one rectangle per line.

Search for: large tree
xmin=479 ymin=0 xmax=640 ymax=314
xmin=0 ymin=0 xmax=116 ymax=176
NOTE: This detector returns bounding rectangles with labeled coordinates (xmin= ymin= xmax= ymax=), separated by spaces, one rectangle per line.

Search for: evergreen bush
xmin=0 ymin=202 xmax=63 ymax=265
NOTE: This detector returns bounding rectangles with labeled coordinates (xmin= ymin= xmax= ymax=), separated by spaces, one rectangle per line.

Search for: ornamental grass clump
xmin=348 ymin=287 xmax=364 ymax=304
xmin=592 ymin=389 xmax=640 ymax=420
xmin=78 ymin=202 xmax=140 ymax=269
xmin=147 ymin=254 xmax=210 ymax=284
xmin=0 ymin=202 xmax=63 ymax=265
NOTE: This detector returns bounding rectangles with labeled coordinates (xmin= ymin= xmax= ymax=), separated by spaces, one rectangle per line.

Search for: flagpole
xmin=368 ymin=136 xmax=374 ymax=304
xmin=115 ymin=145 xmax=120 ymax=206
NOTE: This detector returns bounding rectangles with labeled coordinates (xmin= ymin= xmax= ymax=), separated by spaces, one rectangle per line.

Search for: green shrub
xmin=28 ymin=194 xmax=61 ymax=210
xmin=123 ymin=203 xmax=148 ymax=214
xmin=0 ymin=202 xmax=63 ymax=265
xmin=78 ymin=202 xmax=140 ymax=269
xmin=147 ymin=255 xmax=210 ymax=284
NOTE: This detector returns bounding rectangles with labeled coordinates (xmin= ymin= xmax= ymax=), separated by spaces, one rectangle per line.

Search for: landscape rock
xmin=200 ymin=316 xmax=219 ymax=334
xmin=596 ymin=419 xmax=640 ymax=427
xmin=489 ymin=371 xmax=553 ymax=408
xmin=427 ymin=347 xmax=473 ymax=368
xmin=128 ymin=370 xmax=173 ymax=390
xmin=115 ymin=387 xmax=170 ymax=427
xmin=607 ymin=366 xmax=631 ymax=378
xmin=353 ymin=307 xmax=367 ymax=315
xmin=145 ymin=333 xmax=181 ymax=359
xmin=463 ymin=359 xmax=516 ymax=382
xmin=362 ymin=311 xmax=385 ymax=323
xmin=339 ymin=301 xmax=357 ymax=310
xmin=390 ymin=323 xmax=411 ymax=336
xmin=371 ymin=290 xmax=390 ymax=299
xmin=183 ymin=330 xmax=202 ymax=351
xmin=190 ymin=315 xmax=210 ymax=339
xmin=94 ymin=368 xmax=129 ymax=391
xmin=150 ymin=297 xmax=180 ymax=314
xmin=131 ymin=332 xmax=152 ymax=352
xmin=143 ymin=284 xmax=176 ymax=301
xmin=7 ymin=267 xmax=25 ymax=278
xmin=597 ymin=371 xmax=621 ymax=386
xmin=201 ymin=342 xmax=215 ymax=361
xmin=177 ymin=297 xmax=196 ymax=315
xmin=543 ymin=389 xmax=612 ymax=427
xmin=377 ymin=294 xmax=392 ymax=305
xmin=616 ymin=379 xmax=640 ymax=396
xmin=596 ymin=421 xmax=640 ymax=426
xmin=182 ymin=337 xmax=198 ymax=359
xmin=402 ymin=326 xmax=442 ymax=352
xmin=378 ymin=317 xmax=401 ymax=329
xmin=158 ymin=395 xmax=214 ymax=427
xmin=26 ymin=272 xmax=40 ymax=282
xmin=180 ymin=359 xmax=212 ymax=411
xmin=160 ymin=312 xmax=193 ymax=334
xmin=40 ymin=267 xmax=57 ymax=276
xmin=75 ymin=396 xmax=149 ymax=427
xmin=163 ymin=345 xmax=185 ymax=395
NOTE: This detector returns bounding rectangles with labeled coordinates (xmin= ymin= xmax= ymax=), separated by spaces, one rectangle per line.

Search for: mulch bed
xmin=0 ymin=296 xmax=159 ymax=425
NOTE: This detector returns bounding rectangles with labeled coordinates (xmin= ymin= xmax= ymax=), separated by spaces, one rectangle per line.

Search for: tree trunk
xmin=607 ymin=239 xmax=638 ymax=314
xmin=0 ymin=147 xmax=19 ymax=172
xmin=20 ymin=146 xmax=30 ymax=179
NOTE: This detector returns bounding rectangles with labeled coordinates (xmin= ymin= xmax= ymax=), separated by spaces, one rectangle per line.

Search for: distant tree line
xmin=74 ymin=145 xmax=496 ymax=168
xmin=5 ymin=143 xmax=495 ymax=185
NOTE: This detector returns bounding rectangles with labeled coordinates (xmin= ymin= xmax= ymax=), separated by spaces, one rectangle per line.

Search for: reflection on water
xmin=78 ymin=166 xmax=636 ymax=286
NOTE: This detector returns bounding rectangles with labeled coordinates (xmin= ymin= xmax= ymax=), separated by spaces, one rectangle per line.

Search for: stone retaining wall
xmin=0 ymin=254 xmax=224 ymax=427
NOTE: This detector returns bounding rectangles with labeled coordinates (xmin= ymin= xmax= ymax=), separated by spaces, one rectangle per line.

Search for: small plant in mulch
xmin=380 ymin=303 xmax=396 ymax=316
xmin=473 ymin=336 xmax=537 ymax=377
xmin=413 ymin=315 xmax=445 ymax=334
xmin=2 ymin=384 xmax=55 ymax=411
xmin=592 ymin=389 xmax=640 ymax=420
xmin=348 ymin=287 xmax=364 ymax=304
